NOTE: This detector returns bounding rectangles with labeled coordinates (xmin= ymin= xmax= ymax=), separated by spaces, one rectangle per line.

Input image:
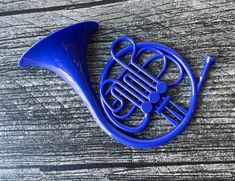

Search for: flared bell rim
xmin=18 ymin=21 xmax=99 ymax=68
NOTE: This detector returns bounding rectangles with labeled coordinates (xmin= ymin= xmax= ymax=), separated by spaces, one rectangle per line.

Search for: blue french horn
xmin=19 ymin=21 xmax=215 ymax=148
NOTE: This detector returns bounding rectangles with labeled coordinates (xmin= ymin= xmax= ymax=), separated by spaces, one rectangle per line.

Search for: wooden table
xmin=0 ymin=0 xmax=234 ymax=180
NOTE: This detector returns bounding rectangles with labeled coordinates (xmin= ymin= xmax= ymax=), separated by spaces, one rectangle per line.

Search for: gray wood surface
xmin=0 ymin=0 xmax=234 ymax=180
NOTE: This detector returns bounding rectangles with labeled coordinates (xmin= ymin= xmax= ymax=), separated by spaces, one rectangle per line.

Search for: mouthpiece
xmin=197 ymin=55 xmax=215 ymax=93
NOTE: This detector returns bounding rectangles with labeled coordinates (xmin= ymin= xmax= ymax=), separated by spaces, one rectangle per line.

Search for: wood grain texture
xmin=0 ymin=0 xmax=234 ymax=180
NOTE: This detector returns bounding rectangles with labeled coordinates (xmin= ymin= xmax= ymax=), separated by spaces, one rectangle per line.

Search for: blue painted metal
xmin=18 ymin=22 xmax=215 ymax=148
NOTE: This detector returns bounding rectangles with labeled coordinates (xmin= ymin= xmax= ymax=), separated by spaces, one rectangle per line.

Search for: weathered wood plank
xmin=0 ymin=0 xmax=128 ymax=16
xmin=0 ymin=0 xmax=234 ymax=180
xmin=0 ymin=163 xmax=234 ymax=180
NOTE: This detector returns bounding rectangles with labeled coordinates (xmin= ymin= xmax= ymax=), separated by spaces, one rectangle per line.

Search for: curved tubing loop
xmin=100 ymin=37 xmax=187 ymax=132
